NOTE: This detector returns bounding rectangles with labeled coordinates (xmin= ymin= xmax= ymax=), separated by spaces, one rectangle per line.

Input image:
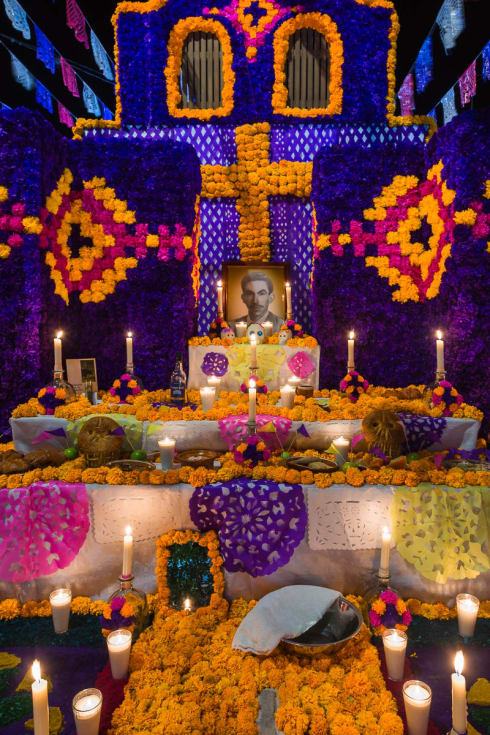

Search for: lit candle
xmin=436 ymin=330 xmax=445 ymax=373
xmin=285 ymin=282 xmax=292 ymax=319
xmin=49 ymin=587 xmax=71 ymax=634
xmin=379 ymin=526 xmax=391 ymax=578
xmin=287 ymin=375 xmax=301 ymax=390
xmin=217 ymin=279 xmax=224 ymax=317
xmin=456 ymin=593 xmax=479 ymax=637
xmin=250 ymin=334 xmax=257 ymax=367
xmin=158 ymin=436 xmax=176 ymax=471
xmin=122 ymin=525 xmax=133 ymax=578
xmin=263 ymin=321 xmax=273 ymax=337
xmin=235 ymin=321 xmax=247 ymax=338
xmin=31 ymin=660 xmax=49 ymax=735
xmin=200 ymin=386 xmax=216 ymax=412
xmin=72 ymin=688 xmax=102 ymax=735
xmin=451 ymin=651 xmax=466 ymax=734
xmin=382 ymin=629 xmax=407 ymax=681
xmin=207 ymin=375 xmax=221 ymax=388
xmin=280 ymin=384 xmax=295 ymax=409
xmin=348 ymin=330 xmax=355 ymax=369
xmin=403 ymin=680 xmax=432 ymax=735
xmin=107 ymin=628 xmax=132 ymax=680
xmin=248 ymin=378 xmax=257 ymax=423
xmin=54 ymin=331 xmax=63 ymax=372
xmin=183 ymin=597 xmax=192 ymax=612
xmin=126 ymin=332 xmax=133 ymax=367
xmin=332 ymin=436 xmax=350 ymax=465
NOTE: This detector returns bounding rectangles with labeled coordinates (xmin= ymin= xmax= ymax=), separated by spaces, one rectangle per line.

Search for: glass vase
xmin=107 ymin=575 xmax=149 ymax=641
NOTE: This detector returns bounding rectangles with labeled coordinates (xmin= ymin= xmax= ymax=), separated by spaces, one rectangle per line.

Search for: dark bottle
xmin=170 ymin=352 xmax=187 ymax=405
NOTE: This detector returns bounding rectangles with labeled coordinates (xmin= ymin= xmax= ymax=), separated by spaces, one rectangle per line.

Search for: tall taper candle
xmin=250 ymin=334 xmax=257 ymax=367
xmin=379 ymin=526 xmax=391 ymax=578
xmin=31 ymin=660 xmax=49 ymax=735
xmin=122 ymin=525 xmax=133 ymax=578
xmin=217 ymin=280 xmax=224 ymax=318
xmin=54 ymin=331 xmax=63 ymax=372
xmin=126 ymin=332 xmax=133 ymax=366
xmin=248 ymin=379 xmax=257 ymax=422
xmin=285 ymin=282 xmax=292 ymax=319
xmin=348 ymin=331 xmax=355 ymax=369
xmin=451 ymin=651 xmax=467 ymax=734
xmin=436 ymin=330 xmax=445 ymax=373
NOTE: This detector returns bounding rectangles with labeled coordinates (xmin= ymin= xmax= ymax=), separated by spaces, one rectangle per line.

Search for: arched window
xmin=285 ymin=29 xmax=329 ymax=109
xmin=179 ymin=32 xmax=223 ymax=109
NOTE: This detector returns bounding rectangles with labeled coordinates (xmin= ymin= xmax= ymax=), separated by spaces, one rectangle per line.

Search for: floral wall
xmin=311 ymin=109 xmax=490 ymax=425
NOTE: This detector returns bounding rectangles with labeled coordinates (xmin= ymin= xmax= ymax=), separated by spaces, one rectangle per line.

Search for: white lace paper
xmin=307 ymin=485 xmax=395 ymax=550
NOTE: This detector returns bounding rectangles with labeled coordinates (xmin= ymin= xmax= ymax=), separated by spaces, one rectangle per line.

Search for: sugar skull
xmin=278 ymin=328 xmax=292 ymax=344
xmin=247 ymin=323 xmax=265 ymax=343
xmin=361 ymin=410 xmax=406 ymax=458
xmin=221 ymin=327 xmax=235 ymax=340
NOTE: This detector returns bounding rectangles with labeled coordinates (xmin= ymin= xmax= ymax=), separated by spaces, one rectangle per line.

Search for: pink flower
xmin=121 ymin=374 xmax=131 ymax=381
xmin=402 ymin=610 xmax=412 ymax=626
xmin=369 ymin=610 xmax=381 ymax=627
xmin=233 ymin=450 xmax=243 ymax=463
xmin=11 ymin=202 xmax=25 ymax=216
xmin=110 ymin=596 xmax=125 ymax=611
xmin=380 ymin=589 xmax=398 ymax=605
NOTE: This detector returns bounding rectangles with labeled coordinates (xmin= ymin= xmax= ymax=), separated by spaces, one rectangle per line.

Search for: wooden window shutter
xmin=286 ymin=28 xmax=329 ymax=109
xmin=179 ymin=32 xmax=223 ymax=109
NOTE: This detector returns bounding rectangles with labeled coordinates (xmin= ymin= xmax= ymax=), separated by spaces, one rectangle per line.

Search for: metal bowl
xmin=107 ymin=459 xmax=155 ymax=471
xmin=281 ymin=596 xmax=363 ymax=655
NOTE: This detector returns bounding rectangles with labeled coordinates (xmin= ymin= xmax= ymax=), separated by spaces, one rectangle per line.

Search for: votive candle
xmin=158 ymin=436 xmax=176 ymax=471
xmin=217 ymin=280 xmax=224 ymax=317
xmin=72 ymin=688 xmax=102 ymax=735
xmin=348 ymin=330 xmax=355 ymax=369
xmin=49 ymin=587 xmax=71 ymax=634
xmin=54 ymin=331 xmax=63 ymax=372
xmin=207 ymin=375 xmax=221 ymax=388
xmin=122 ymin=525 xmax=133 ymax=578
xmin=287 ymin=375 xmax=301 ymax=390
xmin=456 ymin=593 xmax=479 ymax=637
xmin=382 ymin=629 xmax=407 ymax=681
xmin=379 ymin=526 xmax=391 ymax=578
xmin=403 ymin=680 xmax=432 ymax=735
xmin=200 ymin=386 xmax=216 ymax=412
xmin=107 ymin=629 xmax=132 ymax=680
xmin=235 ymin=321 xmax=247 ymax=337
xmin=183 ymin=597 xmax=193 ymax=612
xmin=332 ymin=436 xmax=349 ymax=465
xmin=436 ymin=330 xmax=445 ymax=373
xmin=451 ymin=651 xmax=466 ymax=735
xmin=280 ymin=384 xmax=295 ymax=409
xmin=31 ymin=660 xmax=49 ymax=735
xmin=248 ymin=378 xmax=257 ymax=422
xmin=263 ymin=321 xmax=273 ymax=337
xmin=285 ymin=282 xmax=292 ymax=318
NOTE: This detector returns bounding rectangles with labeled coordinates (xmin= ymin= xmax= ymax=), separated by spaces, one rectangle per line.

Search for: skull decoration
xmin=247 ymin=323 xmax=265 ymax=344
xmin=221 ymin=327 xmax=235 ymax=340
xmin=77 ymin=416 xmax=124 ymax=466
xmin=361 ymin=410 xmax=406 ymax=458
xmin=278 ymin=328 xmax=292 ymax=345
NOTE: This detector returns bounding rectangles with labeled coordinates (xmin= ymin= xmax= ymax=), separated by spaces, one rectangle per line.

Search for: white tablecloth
xmin=1 ymin=482 xmax=487 ymax=605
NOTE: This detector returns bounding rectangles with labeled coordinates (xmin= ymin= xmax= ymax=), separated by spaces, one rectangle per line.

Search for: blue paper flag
xmin=10 ymin=52 xmax=34 ymax=91
xmin=82 ymin=81 xmax=101 ymax=116
xmin=3 ymin=0 xmax=30 ymax=39
xmin=35 ymin=80 xmax=53 ymax=113
xmin=101 ymin=102 xmax=113 ymax=120
xmin=90 ymin=28 xmax=114 ymax=81
xmin=415 ymin=36 xmax=433 ymax=94
xmin=35 ymin=24 xmax=55 ymax=74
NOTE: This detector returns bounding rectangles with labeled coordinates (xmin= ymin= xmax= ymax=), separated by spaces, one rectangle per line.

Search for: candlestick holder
xmin=249 ymin=365 xmax=258 ymax=376
xmin=246 ymin=419 xmax=257 ymax=436
xmin=49 ymin=370 xmax=76 ymax=403
xmin=124 ymin=364 xmax=145 ymax=390
xmin=346 ymin=361 xmax=355 ymax=373
xmin=107 ymin=575 xmax=149 ymax=641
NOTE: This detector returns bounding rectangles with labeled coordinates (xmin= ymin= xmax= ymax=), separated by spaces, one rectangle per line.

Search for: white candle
xmin=287 ymin=375 xmax=301 ymax=389
xmin=31 ymin=660 xmax=49 ymax=735
xmin=126 ymin=332 xmax=133 ymax=366
xmin=436 ymin=330 xmax=445 ymax=373
xmin=285 ymin=281 xmax=292 ymax=318
xmin=382 ymin=629 xmax=407 ymax=681
xmin=456 ymin=593 xmax=479 ymax=637
xmin=183 ymin=597 xmax=192 ymax=611
xmin=49 ymin=587 xmax=71 ymax=634
xmin=248 ymin=379 xmax=257 ymax=422
xmin=200 ymin=386 xmax=216 ymax=412
xmin=280 ymin=384 xmax=295 ymax=409
xmin=107 ymin=629 xmax=132 ymax=680
xmin=332 ymin=436 xmax=350 ymax=465
xmin=72 ymin=688 xmax=102 ymax=735
xmin=451 ymin=651 xmax=466 ymax=734
xmin=235 ymin=321 xmax=247 ymax=337
xmin=263 ymin=321 xmax=273 ymax=337
xmin=403 ymin=680 xmax=432 ymax=735
xmin=379 ymin=526 xmax=391 ymax=578
xmin=250 ymin=334 xmax=257 ymax=367
xmin=54 ymin=331 xmax=63 ymax=372
xmin=348 ymin=330 xmax=355 ymax=368
xmin=207 ymin=375 xmax=221 ymax=388
xmin=122 ymin=525 xmax=133 ymax=578
xmin=217 ymin=279 xmax=223 ymax=317
xmin=158 ymin=436 xmax=176 ymax=471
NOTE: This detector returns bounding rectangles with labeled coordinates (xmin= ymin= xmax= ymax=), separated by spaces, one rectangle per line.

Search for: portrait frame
xmin=222 ymin=262 xmax=289 ymax=328
xmin=66 ymin=358 xmax=98 ymax=394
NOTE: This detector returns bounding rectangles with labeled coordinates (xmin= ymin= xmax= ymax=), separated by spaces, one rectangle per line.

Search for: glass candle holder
xmin=456 ymin=593 xmax=479 ymax=637
xmin=72 ymin=688 xmax=102 ymax=735
xmin=382 ymin=628 xmax=407 ymax=681
xmin=49 ymin=588 xmax=71 ymax=634
xmin=200 ymin=386 xmax=216 ymax=412
xmin=158 ymin=437 xmax=176 ymax=470
xmin=235 ymin=321 xmax=247 ymax=337
xmin=280 ymin=384 xmax=295 ymax=409
xmin=403 ymin=680 xmax=431 ymax=735
xmin=107 ymin=628 xmax=132 ymax=680
xmin=207 ymin=375 xmax=221 ymax=388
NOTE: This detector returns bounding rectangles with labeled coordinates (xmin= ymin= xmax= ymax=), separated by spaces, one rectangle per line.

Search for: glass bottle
xmin=107 ymin=575 xmax=149 ymax=641
xmin=170 ymin=352 xmax=187 ymax=406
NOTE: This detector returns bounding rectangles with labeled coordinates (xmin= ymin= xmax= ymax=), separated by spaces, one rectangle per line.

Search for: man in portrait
xmin=229 ymin=271 xmax=284 ymax=332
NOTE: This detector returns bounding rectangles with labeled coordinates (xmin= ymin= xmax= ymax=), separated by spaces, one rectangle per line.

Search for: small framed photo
xmin=223 ymin=262 xmax=289 ymax=332
xmin=66 ymin=358 xmax=98 ymax=394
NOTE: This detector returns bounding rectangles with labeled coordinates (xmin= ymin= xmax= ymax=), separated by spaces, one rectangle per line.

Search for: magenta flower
xmin=380 ymin=589 xmax=398 ymax=605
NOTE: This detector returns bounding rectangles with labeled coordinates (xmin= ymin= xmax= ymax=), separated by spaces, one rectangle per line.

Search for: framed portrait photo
xmin=223 ymin=262 xmax=289 ymax=333
xmin=66 ymin=358 xmax=98 ymax=394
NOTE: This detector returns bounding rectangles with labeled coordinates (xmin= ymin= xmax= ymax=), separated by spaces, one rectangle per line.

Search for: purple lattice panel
xmin=198 ymin=198 xmax=240 ymax=334
xmin=269 ymin=124 xmax=428 ymax=162
xmin=269 ymin=196 xmax=313 ymax=331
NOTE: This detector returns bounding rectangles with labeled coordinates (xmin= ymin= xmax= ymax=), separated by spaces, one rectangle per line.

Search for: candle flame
xmin=454 ymin=651 xmax=464 ymax=675
xmin=436 ymin=330 xmax=443 ymax=340
xmin=127 ymin=331 xmax=132 ymax=338
xmin=32 ymin=660 xmax=41 ymax=683
xmin=183 ymin=597 xmax=192 ymax=611
xmin=249 ymin=378 xmax=256 ymax=389
xmin=217 ymin=280 xmax=222 ymax=287
xmin=56 ymin=331 xmax=63 ymax=339
xmin=125 ymin=525 xmax=132 ymax=536
xmin=349 ymin=330 xmax=355 ymax=339
xmin=382 ymin=525 xmax=390 ymax=538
